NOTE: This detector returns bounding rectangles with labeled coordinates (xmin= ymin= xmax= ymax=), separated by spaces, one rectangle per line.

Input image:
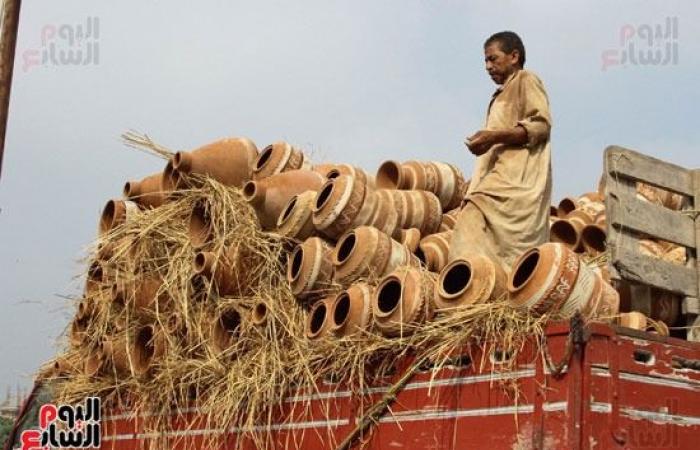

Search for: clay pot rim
xmin=189 ymin=202 xmax=213 ymax=248
xmin=242 ymin=180 xmax=259 ymax=201
xmin=133 ymin=324 xmax=157 ymax=375
xmin=550 ymin=219 xmax=581 ymax=250
xmin=376 ymin=160 xmax=402 ymax=189
xmin=374 ymin=275 xmax=403 ymax=318
xmin=193 ymin=252 xmax=215 ymax=277
xmin=306 ymin=300 xmax=330 ymax=339
xmin=287 ymin=246 xmax=305 ymax=283
xmin=254 ymin=144 xmax=275 ymax=172
xmin=333 ymin=230 xmax=358 ymax=266
xmin=251 ymin=302 xmax=268 ymax=326
xmin=313 ymin=179 xmax=337 ymax=212
xmin=213 ymin=309 xmax=242 ymax=351
xmin=437 ymin=259 xmax=474 ymax=301
xmin=330 ymin=291 xmax=352 ymax=330
xmin=581 ymin=224 xmax=606 ymax=253
xmin=277 ymin=195 xmax=299 ymax=228
xmin=99 ymin=199 xmax=121 ymax=234
xmin=507 ymin=247 xmax=541 ymax=297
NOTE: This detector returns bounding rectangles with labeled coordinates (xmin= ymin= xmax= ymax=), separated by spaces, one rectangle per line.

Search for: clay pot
xmin=369 ymin=190 xmax=402 ymax=237
xmin=439 ymin=209 xmax=460 ymax=232
xmin=577 ymin=193 xmax=605 ymax=221
xmin=399 ymin=228 xmax=421 ymax=253
xmin=637 ymin=182 xmax=684 ymax=211
xmin=619 ymin=311 xmax=647 ymax=330
xmin=372 ymin=266 xmax=436 ymax=337
xmin=53 ymin=356 xmax=79 ymax=377
xmin=508 ymin=243 xmax=619 ymax=321
xmin=416 ymin=231 xmax=452 ymax=272
xmin=84 ymin=345 xmax=104 ymax=377
xmin=333 ymin=226 xmax=418 ymax=285
xmin=312 ymin=175 xmax=370 ymax=239
xmin=325 ymin=164 xmax=376 ymax=189
xmin=550 ymin=205 xmax=560 ymax=218
xmin=161 ymin=160 xmax=179 ymax=194
xmin=70 ymin=318 xmax=88 ymax=347
xmin=550 ymin=210 xmax=593 ymax=252
xmin=251 ymin=301 xmax=270 ymax=328
xmin=103 ymin=335 xmax=131 ymax=375
xmin=123 ymin=173 xmax=165 ymax=209
xmin=211 ymin=309 xmax=242 ymax=354
xmin=99 ymin=199 xmax=139 ymax=235
xmin=329 ymin=283 xmax=374 ymax=337
xmin=188 ymin=201 xmax=214 ymax=249
xmin=252 ymin=141 xmax=308 ymax=180
xmin=244 ymin=170 xmax=325 ymax=230
xmin=650 ymin=288 xmax=680 ymax=326
xmin=276 ymin=190 xmax=317 ymax=241
xmin=435 ymin=255 xmax=507 ymax=311
xmin=132 ymin=324 xmax=166 ymax=377
xmin=194 ymin=244 xmax=258 ymax=296
xmin=305 ymin=297 xmax=335 ymax=340
xmin=581 ymin=224 xmax=607 ymax=256
xmin=376 ymin=160 xmax=465 ymax=210
xmin=393 ymin=190 xmax=443 ymax=236
xmin=287 ymin=237 xmax=334 ymax=302
xmin=172 ymin=137 xmax=259 ymax=188
xmin=85 ymin=261 xmax=106 ymax=296
xmin=557 ymin=197 xmax=578 ymax=217
xmin=112 ymin=276 xmax=166 ymax=311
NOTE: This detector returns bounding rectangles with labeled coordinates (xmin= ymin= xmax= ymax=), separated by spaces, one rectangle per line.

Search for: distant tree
xmin=0 ymin=415 xmax=14 ymax=448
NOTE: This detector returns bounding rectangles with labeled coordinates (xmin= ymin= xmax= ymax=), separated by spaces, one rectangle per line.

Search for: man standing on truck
xmin=449 ymin=31 xmax=552 ymax=271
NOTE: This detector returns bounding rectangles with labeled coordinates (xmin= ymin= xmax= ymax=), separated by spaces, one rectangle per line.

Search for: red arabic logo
xmin=20 ymin=397 xmax=100 ymax=449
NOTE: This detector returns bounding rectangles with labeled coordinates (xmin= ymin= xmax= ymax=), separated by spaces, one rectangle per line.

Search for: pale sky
xmin=1 ymin=0 xmax=698 ymax=395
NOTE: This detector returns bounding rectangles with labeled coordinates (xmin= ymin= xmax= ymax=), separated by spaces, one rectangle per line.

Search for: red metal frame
xmin=96 ymin=321 xmax=700 ymax=450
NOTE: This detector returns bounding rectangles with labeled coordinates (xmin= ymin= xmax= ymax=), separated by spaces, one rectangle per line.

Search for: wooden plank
xmin=605 ymin=145 xmax=694 ymax=196
xmin=682 ymin=297 xmax=700 ymax=315
xmin=0 ymin=0 xmax=22 ymax=179
xmin=686 ymin=169 xmax=700 ymax=341
xmin=612 ymin=247 xmax=697 ymax=297
xmin=608 ymin=192 xmax=696 ymax=248
xmin=604 ymin=156 xmax=637 ymax=281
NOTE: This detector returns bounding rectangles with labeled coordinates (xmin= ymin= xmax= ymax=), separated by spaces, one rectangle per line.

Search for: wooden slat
xmin=612 ymin=247 xmax=697 ymax=297
xmin=607 ymin=192 xmax=696 ymax=248
xmin=604 ymin=155 xmax=637 ymax=281
xmin=605 ymin=145 xmax=694 ymax=196
xmin=686 ymin=169 xmax=700 ymax=341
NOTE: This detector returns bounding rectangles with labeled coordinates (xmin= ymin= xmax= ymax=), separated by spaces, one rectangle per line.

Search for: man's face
xmin=484 ymin=42 xmax=520 ymax=85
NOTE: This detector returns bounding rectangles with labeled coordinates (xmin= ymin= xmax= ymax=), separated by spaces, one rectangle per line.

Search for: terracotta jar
xmin=70 ymin=317 xmax=88 ymax=347
xmin=550 ymin=205 xmax=560 ymax=218
xmin=376 ymin=160 xmax=465 ymax=210
xmin=305 ymin=297 xmax=335 ymax=340
xmin=251 ymin=301 xmax=270 ymax=328
xmin=329 ymin=283 xmax=374 ymax=337
xmin=312 ymin=175 xmax=370 ymax=239
xmin=194 ymin=244 xmax=258 ymax=296
xmin=287 ymin=237 xmax=334 ymax=302
xmin=581 ymin=224 xmax=607 ymax=256
xmin=112 ymin=276 xmax=166 ymax=311
xmin=276 ymin=190 xmax=317 ymax=241
xmin=549 ymin=210 xmax=593 ymax=252
xmin=252 ymin=141 xmax=309 ymax=180
xmin=99 ymin=199 xmax=139 ymax=235
xmin=85 ymin=260 xmax=107 ymax=296
xmin=332 ymin=226 xmax=417 ymax=285
xmin=325 ymin=164 xmax=376 ymax=189
xmin=123 ymin=172 xmax=165 ymax=209
xmin=210 ymin=309 xmax=242 ymax=354
xmin=161 ymin=160 xmax=180 ymax=194
xmin=102 ymin=335 xmax=131 ymax=375
xmin=372 ymin=266 xmax=436 ymax=337
xmin=557 ymin=197 xmax=578 ymax=217
xmin=399 ymin=228 xmax=421 ymax=253
xmin=131 ymin=324 xmax=166 ymax=377
xmin=172 ymin=137 xmax=259 ymax=188
xmin=416 ymin=231 xmax=452 ymax=272
xmin=369 ymin=190 xmax=402 ymax=238
xmin=508 ymin=243 xmax=619 ymax=320
xmin=577 ymin=193 xmax=605 ymax=221
xmin=439 ymin=208 xmax=460 ymax=232
xmin=393 ymin=190 xmax=443 ymax=236
xmin=53 ymin=356 xmax=79 ymax=377
xmin=435 ymin=255 xmax=507 ymax=311
xmin=84 ymin=345 xmax=104 ymax=377
xmin=244 ymin=169 xmax=325 ymax=230
xmin=188 ymin=201 xmax=214 ymax=249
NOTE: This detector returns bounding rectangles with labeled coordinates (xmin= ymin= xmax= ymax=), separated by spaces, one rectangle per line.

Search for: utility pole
xmin=0 ymin=0 xmax=22 ymax=180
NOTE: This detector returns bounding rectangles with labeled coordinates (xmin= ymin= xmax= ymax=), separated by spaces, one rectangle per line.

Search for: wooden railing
xmin=604 ymin=145 xmax=700 ymax=341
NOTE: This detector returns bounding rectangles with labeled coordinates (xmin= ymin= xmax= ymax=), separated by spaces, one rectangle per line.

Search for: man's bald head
xmin=484 ymin=31 xmax=526 ymax=68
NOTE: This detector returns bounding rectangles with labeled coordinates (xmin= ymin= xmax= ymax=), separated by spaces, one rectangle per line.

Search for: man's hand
xmin=465 ymin=130 xmax=500 ymax=156
xmin=464 ymin=126 xmax=529 ymax=156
